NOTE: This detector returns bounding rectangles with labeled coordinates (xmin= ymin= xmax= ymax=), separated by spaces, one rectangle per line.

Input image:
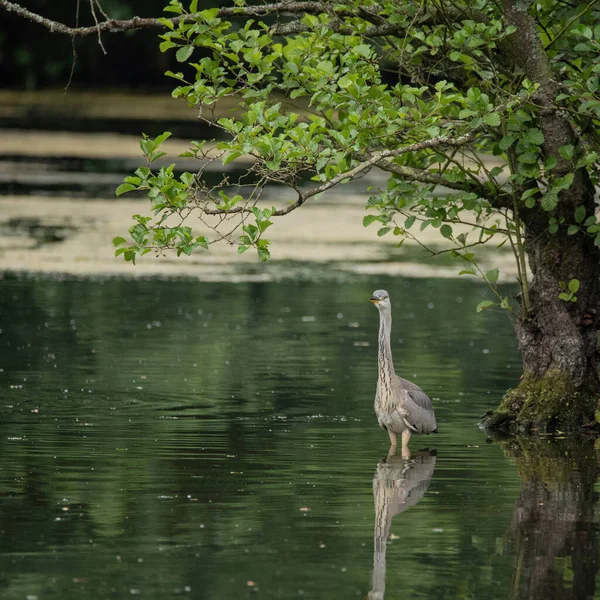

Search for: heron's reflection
xmin=368 ymin=451 xmax=437 ymax=600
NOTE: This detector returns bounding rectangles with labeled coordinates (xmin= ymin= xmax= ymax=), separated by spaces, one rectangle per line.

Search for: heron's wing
xmin=393 ymin=376 xmax=437 ymax=433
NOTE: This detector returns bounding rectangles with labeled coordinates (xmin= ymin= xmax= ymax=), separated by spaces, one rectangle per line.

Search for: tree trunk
xmin=486 ymin=190 xmax=600 ymax=432
xmin=483 ymin=0 xmax=600 ymax=432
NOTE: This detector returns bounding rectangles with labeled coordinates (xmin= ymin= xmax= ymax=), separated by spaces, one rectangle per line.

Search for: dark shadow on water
xmin=367 ymin=451 xmax=437 ymax=600
xmin=499 ymin=435 xmax=600 ymax=600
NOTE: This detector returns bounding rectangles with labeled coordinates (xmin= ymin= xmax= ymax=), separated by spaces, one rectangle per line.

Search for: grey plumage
xmin=370 ymin=289 xmax=437 ymax=457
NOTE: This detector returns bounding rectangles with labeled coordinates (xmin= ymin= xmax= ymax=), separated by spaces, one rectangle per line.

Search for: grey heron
xmin=370 ymin=289 xmax=438 ymax=457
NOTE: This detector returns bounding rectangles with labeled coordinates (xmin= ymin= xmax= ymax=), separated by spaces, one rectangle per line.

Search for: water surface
xmin=0 ymin=276 xmax=597 ymax=599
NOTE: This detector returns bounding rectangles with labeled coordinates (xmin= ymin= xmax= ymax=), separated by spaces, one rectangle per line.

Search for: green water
xmin=0 ymin=275 xmax=597 ymax=599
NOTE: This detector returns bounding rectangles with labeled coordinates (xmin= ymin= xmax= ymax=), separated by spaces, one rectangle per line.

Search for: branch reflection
xmin=367 ymin=451 xmax=437 ymax=600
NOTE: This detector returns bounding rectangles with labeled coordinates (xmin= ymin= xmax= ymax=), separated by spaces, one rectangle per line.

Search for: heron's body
xmin=370 ymin=289 xmax=437 ymax=457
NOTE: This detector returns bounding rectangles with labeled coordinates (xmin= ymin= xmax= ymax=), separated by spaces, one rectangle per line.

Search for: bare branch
xmin=271 ymin=19 xmax=401 ymax=37
xmin=374 ymin=159 xmax=492 ymax=196
xmin=0 ymin=0 xmax=327 ymax=37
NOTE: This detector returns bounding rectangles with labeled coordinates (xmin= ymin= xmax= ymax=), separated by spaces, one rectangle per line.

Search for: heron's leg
xmin=401 ymin=430 xmax=411 ymax=459
xmin=387 ymin=429 xmax=397 ymax=455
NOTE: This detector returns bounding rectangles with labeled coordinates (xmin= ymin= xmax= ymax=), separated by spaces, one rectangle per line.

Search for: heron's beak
xmin=369 ymin=296 xmax=380 ymax=303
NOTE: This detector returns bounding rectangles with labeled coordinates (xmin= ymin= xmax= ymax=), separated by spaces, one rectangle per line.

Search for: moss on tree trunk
xmin=483 ymin=370 xmax=599 ymax=433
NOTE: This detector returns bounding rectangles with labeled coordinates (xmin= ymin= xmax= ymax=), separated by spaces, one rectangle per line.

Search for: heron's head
xmin=369 ymin=289 xmax=391 ymax=311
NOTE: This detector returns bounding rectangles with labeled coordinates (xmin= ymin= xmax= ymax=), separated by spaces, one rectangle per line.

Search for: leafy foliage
xmin=115 ymin=0 xmax=600 ymax=310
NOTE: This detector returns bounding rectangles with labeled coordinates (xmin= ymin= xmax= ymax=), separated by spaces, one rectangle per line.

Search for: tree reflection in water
xmin=502 ymin=435 xmax=599 ymax=600
xmin=367 ymin=452 xmax=437 ymax=600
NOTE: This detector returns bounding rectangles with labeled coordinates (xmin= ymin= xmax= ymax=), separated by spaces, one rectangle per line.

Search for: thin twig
xmin=88 ymin=0 xmax=107 ymax=54
xmin=65 ymin=0 xmax=80 ymax=91
xmin=93 ymin=0 xmax=109 ymax=21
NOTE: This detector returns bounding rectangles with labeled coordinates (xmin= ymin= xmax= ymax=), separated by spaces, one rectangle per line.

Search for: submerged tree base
xmin=481 ymin=369 xmax=600 ymax=434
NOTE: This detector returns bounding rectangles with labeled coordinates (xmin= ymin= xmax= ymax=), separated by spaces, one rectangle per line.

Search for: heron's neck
xmin=378 ymin=310 xmax=395 ymax=380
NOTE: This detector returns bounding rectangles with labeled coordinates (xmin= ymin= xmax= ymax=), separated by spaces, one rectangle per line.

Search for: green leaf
xmin=353 ymin=44 xmax=372 ymax=58
xmin=223 ymin=150 xmax=243 ymax=165
xmin=476 ymin=300 xmax=496 ymax=313
xmin=363 ymin=215 xmax=379 ymax=227
xmin=523 ymin=128 xmax=544 ymax=145
xmin=568 ymin=279 xmax=580 ymax=293
xmin=130 ymin=223 xmax=148 ymax=245
xmin=558 ymin=292 xmax=571 ymax=301
xmin=148 ymin=151 xmax=167 ymax=163
xmin=499 ymin=134 xmax=517 ymax=150
xmin=195 ymin=236 xmax=209 ymax=250
xmin=257 ymin=246 xmax=271 ymax=262
xmin=338 ymin=75 xmax=353 ymax=89
xmin=521 ymin=188 xmax=538 ymax=201
xmin=405 ymin=215 xmax=416 ymax=229
xmin=164 ymin=1 xmax=183 ymax=13
xmin=440 ymin=224 xmax=453 ymax=239
xmin=572 ymin=24 xmax=593 ymax=39
xmin=485 ymin=268 xmax=499 ymax=284
xmin=558 ymin=145 xmax=574 ymax=160
xmin=176 ymin=45 xmax=194 ymax=62
xmin=517 ymin=152 xmax=539 ymax=164
xmin=160 ymin=40 xmax=177 ymax=52
xmin=483 ymin=112 xmax=501 ymax=127
xmin=541 ymin=190 xmax=558 ymax=212
xmin=112 ymin=236 xmax=127 ymax=247
xmin=567 ymin=225 xmax=580 ymax=235
xmin=575 ymin=206 xmax=586 ymax=223
xmin=238 ymin=245 xmax=249 ymax=254
xmin=155 ymin=131 xmax=172 ymax=146
xmin=116 ymin=183 xmax=136 ymax=196
xmin=377 ymin=227 xmax=391 ymax=237
xmin=458 ymin=269 xmax=476 ymax=276
xmin=555 ymin=173 xmax=574 ymax=192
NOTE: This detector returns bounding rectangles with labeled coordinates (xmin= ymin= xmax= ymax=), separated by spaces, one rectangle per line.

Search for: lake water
xmin=1 ymin=96 xmax=598 ymax=599
xmin=1 ymin=274 xmax=598 ymax=599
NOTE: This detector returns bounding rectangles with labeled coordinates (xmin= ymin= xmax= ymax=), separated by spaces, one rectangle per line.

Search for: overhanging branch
xmin=0 ymin=1 xmax=478 ymax=40
xmin=202 ymin=131 xmax=477 ymax=217
xmin=0 ymin=0 xmax=326 ymax=36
